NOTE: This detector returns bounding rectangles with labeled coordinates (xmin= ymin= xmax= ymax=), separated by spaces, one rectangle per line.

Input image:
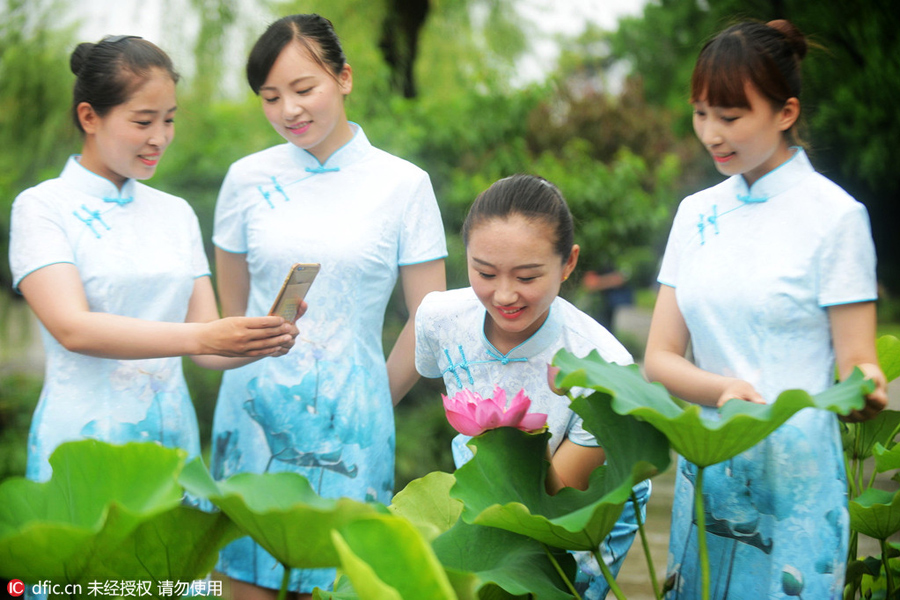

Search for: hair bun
xmin=70 ymin=42 xmax=96 ymax=76
xmin=767 ymin=19 xmax=808 ymax=60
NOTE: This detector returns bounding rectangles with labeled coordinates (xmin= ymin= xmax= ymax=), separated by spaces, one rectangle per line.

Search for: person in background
xmin=208 ymin=14 xmax=446 ymax=599
xmin=415 ymin=174 xmax=648 ymax=599
xmin=644 ymin=19 xmax=887 ymax=599
xmin=8 ymin=35 xmax=298 ymax=484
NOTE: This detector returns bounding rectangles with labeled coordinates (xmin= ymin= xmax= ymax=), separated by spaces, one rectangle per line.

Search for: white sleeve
xmin=212 ymin=164 xmax=250 ymax=254
xmin=398 ymin=171 xmax=447 ymax=266
xmin=414 ymin=291 xmax=445 ymax=378
xmin=9 ymin=189 xmax=74 ymax=292
xmin=817 ymin=201 xmax=877 ymax=306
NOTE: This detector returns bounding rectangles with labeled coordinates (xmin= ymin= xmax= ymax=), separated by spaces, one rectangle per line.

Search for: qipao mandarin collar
xmin=62 ymin=155 xmax=137 ymax=206
xmin=480 ymin=298 xmax=564 ymax=363
xmin=731 ymin=147 xmax=814 ymax=204
xmin=287 ymin=121 xmax=371 ymax=173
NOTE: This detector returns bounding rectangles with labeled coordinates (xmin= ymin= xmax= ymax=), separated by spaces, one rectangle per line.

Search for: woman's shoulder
xmin=419 ymin=288 xmax=481 ymax=325
xmin=421 ymin=287 xmax=479 ymax=313
xmin=364 ymin=144 xmax=428 ymax=178
xmin=133 ymin=182 xmax=198 ymax=216
xmin=553 ymin=296 xmax=634 ymax=366
xmin=225 ymin=143 xmax=295 ymax=179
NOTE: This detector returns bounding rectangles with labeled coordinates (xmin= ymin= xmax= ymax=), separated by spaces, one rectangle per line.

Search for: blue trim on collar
xmin=288 ymin=122 xmax=370 ymax=172
xmin=62 ymin=155 xmax=137 ymax=205
xmin=733 ymin=147 xmax=812 ymax=204
xmin=479 ymin=298 xmax=563 ymax=360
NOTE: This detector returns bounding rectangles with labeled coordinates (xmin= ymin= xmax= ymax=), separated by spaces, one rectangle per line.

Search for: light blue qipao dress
xmin=8 ymin=156 xmax=208 ymax=482
xmin=658 ymin=149 xmax=877 ymax=599
xmin=415 ymin=287 xmax=650 ymax=599
xmin=210 ymin=124 xmax=446 ymax=592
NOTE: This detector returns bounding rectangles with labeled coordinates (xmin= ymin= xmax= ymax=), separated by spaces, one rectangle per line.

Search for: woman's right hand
xmin=716 ymin=379 xmax=766 ymax=407
xmin=199 ymin=316 xmax=299 ymax=357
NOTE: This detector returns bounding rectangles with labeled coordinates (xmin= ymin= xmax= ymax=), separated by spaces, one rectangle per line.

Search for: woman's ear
xmin=338 ymin=63 xmax=353 ymax=96
xmin=77 ymin=102 xmax=99 ymax=134
xmin=778 ymin=97 xmax=800 ymax=132
xmin=562 ymin=244 xmax=580 ymax=281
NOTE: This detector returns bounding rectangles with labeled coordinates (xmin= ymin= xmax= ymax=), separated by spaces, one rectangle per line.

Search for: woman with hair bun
xmin=8 ymin=35 xmax=299 ymax=483
xmin=645 ymin=19 xmax=887 ymax=598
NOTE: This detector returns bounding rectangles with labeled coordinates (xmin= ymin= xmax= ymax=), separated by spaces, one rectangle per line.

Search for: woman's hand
xmin=198 ymin=316 xmax=299 ymax=357
xmin=716 ymin=379 xmax=766 ymax=408
xmin=841 ymin=362 xmax=888 ymax=423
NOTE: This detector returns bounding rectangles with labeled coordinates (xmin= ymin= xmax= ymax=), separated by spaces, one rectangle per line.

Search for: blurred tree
xmin=380 ymin=0 xmax=430 ymax=98
xmin=0 ymin=0 xmax=80 ymax=291
xmin=609 ymin=0 xmax=900 ymax=291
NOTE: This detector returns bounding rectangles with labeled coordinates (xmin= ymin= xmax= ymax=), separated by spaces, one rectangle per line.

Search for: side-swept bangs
xmin=690 ymin=33 xmax=752 ymax=108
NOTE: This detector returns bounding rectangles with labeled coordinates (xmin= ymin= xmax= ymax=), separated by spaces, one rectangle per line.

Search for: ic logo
xmin=7 ymin=580 xmax=25 ymax=597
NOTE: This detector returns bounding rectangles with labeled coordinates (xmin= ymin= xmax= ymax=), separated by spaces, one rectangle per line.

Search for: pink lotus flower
xmin=442 ymin=387 xmax=548 ymax=437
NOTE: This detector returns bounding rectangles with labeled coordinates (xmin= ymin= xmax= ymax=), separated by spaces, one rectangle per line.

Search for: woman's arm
xmin=829 ymin=301 xmax=887 ymax=422
xmin=19 ymin=263 xmax=296 ymax=362
xmin=644 ymin=284 xmax=764 ymax=407
xmin=387 ymin=258 xmax=446 ymax=405
xmin=215 ymin=247 xmax=252 ymax=318
xmin=186 ymin=276 xmax=300 ymax=370
xmin=546 ymin=439 xmax=606 ymax=494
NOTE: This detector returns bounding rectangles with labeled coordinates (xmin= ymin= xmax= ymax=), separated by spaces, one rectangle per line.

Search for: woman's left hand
xmin=843 ymin=362 xmax=888 ymax=423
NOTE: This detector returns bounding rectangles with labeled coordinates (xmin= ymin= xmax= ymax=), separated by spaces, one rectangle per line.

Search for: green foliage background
xmin=1 ymin=0 xmax=898 ymax=490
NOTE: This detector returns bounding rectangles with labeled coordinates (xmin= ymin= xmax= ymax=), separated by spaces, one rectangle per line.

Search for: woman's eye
xmin=297 ymin=87 xmax=313 ymax=95
xmin=134 ymin=121 xmax=151 ymax=126
xmin=262 ymin=96 xmax=278 ymax=104
xmin=518 ymin=276 xmax=538 ymax=283
xmin=477 ymin=272 xmax=496 ymax=280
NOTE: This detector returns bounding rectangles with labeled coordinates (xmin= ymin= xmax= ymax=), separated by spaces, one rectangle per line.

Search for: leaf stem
xmin=882 ymin=537 xmax=895 ymax=594
xmin=694 ymin=466 xmax=710 ymax=600
xmin=632 ymin=489 xmax=663 ymax=600
xmin=594 ymin=548 xmax=628 ymax=600
xmin=541 ymin=543 xmax=583 ymax=600
xmin=277 ymin=565 xmax=291 ymax=600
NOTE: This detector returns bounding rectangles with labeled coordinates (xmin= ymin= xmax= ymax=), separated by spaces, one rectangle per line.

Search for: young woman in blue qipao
xmin=415 ymin=174 xmax=649 ymax=599
xmin=644 ymin=19 xmax=888 ymax=599
xmin=8 ymin=36 xmax=298 ymax=483
xmin=208 ymin=14 xmax=447 ymax=599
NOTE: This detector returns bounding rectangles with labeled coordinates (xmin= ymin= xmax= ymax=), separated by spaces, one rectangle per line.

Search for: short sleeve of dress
xmin=817 ymin=202 xmax=877 ymax=306
xmin=566 ymin=412 xmax=600 ymax=447
xmin=187 ymin=208 xmax=212 ymax=278
xmin=657 ymin=198 xmax=694 ymax=288
xmin=9 ymin=189 xmax=74 ymax=292
xmin=212 ymin=165 xmax=249 ymax=254
xmin=398 ymin=172 xmax=447 ymax=266
xmin=414 ymin=292 xmax=443 ymax=378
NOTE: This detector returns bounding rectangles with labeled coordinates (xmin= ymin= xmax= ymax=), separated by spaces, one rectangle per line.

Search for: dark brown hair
xmin=70 ymin=35 xmax=178 ymax=133
xmin=462 ymin=174 xmax=574 ymax=262
xmin=246 ymin=14 xmax=346 ymax=94
xmin=691 ymin=19 xmax=807 ymax=110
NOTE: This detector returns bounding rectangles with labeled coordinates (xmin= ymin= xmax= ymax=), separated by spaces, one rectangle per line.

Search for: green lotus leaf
xmin=433 ymin=519 xmax=577 ymax=600
xmin=0 ymin=440 xmax=234 ymax=588
xmin=844 ymin=410 xmax=900 ymax=461
xmin=331 ymin=514 xmax=456 ymax=600
xmin=849 ymin=487 xmax=900 ymax=540
xmin=874 ymin=442 xmax=900 ymax=474
xmin=179 ymin=459 xmax=387 ymax=569
xmin=553 ymin=349 xmax=872 ymax=468
xmin=330 ymin=532 xmax=403 ymax=600
xmin=878 ymin=335 xmax=900 ymax=383
xmin=389 ymin=471 xmax=462 ymax=542
xmin=312 ymin=575 xmax=359 ymax=599
xmin=451 ymin=388 xmax=668 ymax=551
